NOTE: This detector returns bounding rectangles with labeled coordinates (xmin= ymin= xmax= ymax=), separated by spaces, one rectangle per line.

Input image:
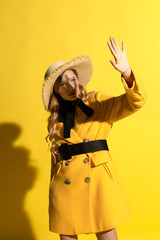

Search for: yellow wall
xmin=0 ymin=0 xmax=159 ymax=239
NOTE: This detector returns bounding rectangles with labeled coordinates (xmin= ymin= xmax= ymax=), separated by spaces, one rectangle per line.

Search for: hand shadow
xmin=0 ymin=122 xmax=37 ymax=240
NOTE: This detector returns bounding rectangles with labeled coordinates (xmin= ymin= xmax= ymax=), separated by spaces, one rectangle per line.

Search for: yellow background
xmin=0 ymin=0 xmax=159 ymax=239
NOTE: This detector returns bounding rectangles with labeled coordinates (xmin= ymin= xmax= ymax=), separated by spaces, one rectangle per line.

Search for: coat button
xmin=65 ymin=160 xmax=70 ymax=166
xmin=83 ymin=138 xmax=89 ymax=142
xmin=84 ymin=177 xmax=90 ymax=183
xmin=64 ymin=179 xmax=71 ymax=184
xmin=83 ymin=158 xmax=89 ymax=163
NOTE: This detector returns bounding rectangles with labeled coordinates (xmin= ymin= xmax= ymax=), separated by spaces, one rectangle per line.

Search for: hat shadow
xmin=0 ymin=122 xmax=37 ymax=240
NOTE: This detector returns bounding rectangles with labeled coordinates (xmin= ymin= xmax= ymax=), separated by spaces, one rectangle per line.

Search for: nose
xmin=68 ymin=82 xmax=74 ymax=91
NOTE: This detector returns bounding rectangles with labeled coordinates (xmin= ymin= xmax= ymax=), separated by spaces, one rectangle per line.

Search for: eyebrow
xmin=62 ymin=76 xmax=75 ymax=81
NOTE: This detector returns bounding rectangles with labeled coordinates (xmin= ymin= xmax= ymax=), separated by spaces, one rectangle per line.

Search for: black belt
xmin=58 ymin=139 xmax=109 ymax=160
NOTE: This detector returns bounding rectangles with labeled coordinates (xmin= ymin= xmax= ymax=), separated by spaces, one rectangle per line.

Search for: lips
xmin=68 ymin=91 xmax=76 ymax=96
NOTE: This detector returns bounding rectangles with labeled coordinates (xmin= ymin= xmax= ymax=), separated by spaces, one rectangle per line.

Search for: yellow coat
xmin=48 ymin=73 xmax=147 ymax=235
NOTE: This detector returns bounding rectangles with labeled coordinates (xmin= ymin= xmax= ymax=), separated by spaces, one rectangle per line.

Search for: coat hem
xmin=49 ymin=211 xmax=132 ymax=235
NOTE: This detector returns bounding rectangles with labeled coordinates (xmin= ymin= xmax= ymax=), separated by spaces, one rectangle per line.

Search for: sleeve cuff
xmin=121 ymin=72 xmax=140 ymax=92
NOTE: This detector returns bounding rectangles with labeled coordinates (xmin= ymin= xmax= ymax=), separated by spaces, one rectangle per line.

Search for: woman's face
xmin=54 ymin=69 xmax=80 ymax=101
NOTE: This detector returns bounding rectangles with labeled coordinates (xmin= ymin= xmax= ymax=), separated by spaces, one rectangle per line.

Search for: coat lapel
xmin=72 ymin=104 xmax=89 ymax=136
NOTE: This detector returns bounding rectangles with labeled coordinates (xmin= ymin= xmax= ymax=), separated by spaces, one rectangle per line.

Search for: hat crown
xmin=45 ymin=60 xmax=66 ymax=79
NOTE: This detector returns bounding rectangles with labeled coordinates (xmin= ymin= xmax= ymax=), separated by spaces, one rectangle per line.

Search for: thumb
xmin=109 ymin=60 xmax=117 ymax=69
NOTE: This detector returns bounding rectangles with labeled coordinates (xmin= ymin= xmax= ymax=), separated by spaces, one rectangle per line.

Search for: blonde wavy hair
xmin=45 ymin=69 xmax=89 ymax=168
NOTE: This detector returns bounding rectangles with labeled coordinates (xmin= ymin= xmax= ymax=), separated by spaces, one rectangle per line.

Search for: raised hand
xmin=107 ymin=37 xmax=131 ymax=79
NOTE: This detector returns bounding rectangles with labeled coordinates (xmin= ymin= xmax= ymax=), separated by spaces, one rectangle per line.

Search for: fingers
xmin=109 ymin=37 xmax=121 ymax=53
xmin=112 ymin=37 xmax=121 ymax=52
xmin=107 ymin=37 xmax=122 ymax=60
xmin=107 ymin=37 xmax=125 ymax=54
xmin=122 ymin=41 xmax=125 ymax=52
xmin=109 ymin=37 xmax=118 ymax=53
xmin=107 ymin=41 xmax=116 ymax=58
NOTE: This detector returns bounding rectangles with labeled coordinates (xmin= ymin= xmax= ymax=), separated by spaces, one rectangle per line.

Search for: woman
xmin=42 ymin=37 xmax=147 ymax=240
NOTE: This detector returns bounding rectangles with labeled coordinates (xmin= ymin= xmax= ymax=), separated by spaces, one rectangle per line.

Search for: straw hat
xmin=42 ymin=55 xmax=93 ymax=111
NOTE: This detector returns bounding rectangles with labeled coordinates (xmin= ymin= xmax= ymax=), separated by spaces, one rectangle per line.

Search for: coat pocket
xmin=91 ymin=150 xmax=112 ymax=167
xmin=103 ymin=161 xmax=114 ymax=181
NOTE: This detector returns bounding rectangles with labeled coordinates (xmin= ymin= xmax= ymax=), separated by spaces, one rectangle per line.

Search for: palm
xmin=107 ymin=37 xmax=131 ymax=75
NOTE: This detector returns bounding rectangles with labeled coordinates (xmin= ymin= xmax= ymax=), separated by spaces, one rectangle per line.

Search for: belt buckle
xmin=59 ymin=143 xmax=72 ymax=160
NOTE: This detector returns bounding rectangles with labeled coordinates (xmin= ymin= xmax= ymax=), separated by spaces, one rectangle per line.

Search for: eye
xmin=60 ymin=82 xmax=66 ymax=87
xmin=71 ymin=78 xmax=75 ymax=82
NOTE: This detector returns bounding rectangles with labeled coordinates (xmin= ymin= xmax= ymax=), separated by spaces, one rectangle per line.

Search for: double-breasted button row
xmin=84 ymin=177 xmax=90 ymax=183
xmin=65 ymin=158 xmax=89 ymax=165
xmin=64 ymin=177 xmax=90 ymax=184
xmin=65 ymin=160 xmax=70 ymax=166
xmin=64 ymin=179 xmax=71 ymax=184
xmin=83 ymin=158 xmax=89 ymax=163
xmin=83 ymin=138 xmax=89 ymax=142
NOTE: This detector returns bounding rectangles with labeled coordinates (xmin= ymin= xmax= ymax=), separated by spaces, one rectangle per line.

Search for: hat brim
xmin=42 ymin=55 xmax=93 ymax=111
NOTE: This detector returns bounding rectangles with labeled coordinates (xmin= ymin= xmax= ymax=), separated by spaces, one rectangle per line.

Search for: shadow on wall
xmin=0 ymin=122 xmax=37 ymax=240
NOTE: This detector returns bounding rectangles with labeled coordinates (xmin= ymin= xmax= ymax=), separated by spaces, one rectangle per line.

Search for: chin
xmin=67 ymin=94 xmax=77 ymax=100
xmin=69 ymin=96 xmax=77 ymax=101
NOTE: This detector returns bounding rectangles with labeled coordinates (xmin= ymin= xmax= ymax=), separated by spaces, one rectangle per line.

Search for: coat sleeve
xmin=89 ymin=71 xmax=147 ymax=124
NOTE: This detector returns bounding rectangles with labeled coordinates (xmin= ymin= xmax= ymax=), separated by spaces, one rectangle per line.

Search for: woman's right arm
xmin=92 ymin=37 xmax=147 ymax=124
